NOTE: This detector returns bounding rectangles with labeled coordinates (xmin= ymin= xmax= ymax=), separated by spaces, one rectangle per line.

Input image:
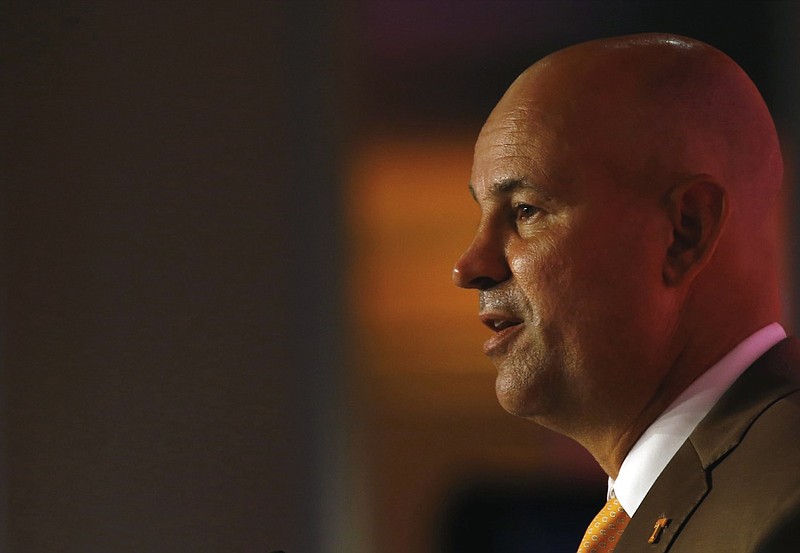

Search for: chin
xmin=495 ymin=376 xmax=541 ymax=418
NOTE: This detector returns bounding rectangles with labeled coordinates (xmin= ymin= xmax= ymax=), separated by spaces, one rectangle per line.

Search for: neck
xmin=580 ymin=314 xmax=779 ymax=478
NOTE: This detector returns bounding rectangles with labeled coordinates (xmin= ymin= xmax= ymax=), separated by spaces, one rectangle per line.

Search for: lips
xmin=480 ymin=313 xmax=524 ymax=355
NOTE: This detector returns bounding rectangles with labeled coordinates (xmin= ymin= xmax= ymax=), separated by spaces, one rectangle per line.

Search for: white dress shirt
xmin=609 ymin=322 xmax=787 ymax=516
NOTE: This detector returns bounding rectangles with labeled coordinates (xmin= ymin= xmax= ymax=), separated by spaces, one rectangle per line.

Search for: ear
xmin=662 ymin=178 xmax=728 ymax=287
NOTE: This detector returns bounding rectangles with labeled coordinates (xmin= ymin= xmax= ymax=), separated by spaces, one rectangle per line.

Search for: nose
xmin=452 ymin=228 xmax=511 ymax=290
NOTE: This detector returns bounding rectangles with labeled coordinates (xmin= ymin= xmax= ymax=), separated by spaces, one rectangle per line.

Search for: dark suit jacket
xmin=616 ymin=337 xmax=800 ymax=552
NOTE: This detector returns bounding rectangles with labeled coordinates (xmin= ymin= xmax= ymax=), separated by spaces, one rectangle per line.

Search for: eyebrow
xmin=468 ymin=178 xmax=552 ymax=202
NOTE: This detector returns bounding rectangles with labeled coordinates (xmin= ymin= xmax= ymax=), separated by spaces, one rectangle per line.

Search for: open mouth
xmin=482 ymin=317 xmax=523 ymax=332
xmin=479 ymin=313 xmax=524 ymax=355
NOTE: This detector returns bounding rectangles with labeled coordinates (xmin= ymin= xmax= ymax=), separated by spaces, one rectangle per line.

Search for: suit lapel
xmin=615 ymin=337 xmax=800 ymax=552
xmin=614 ymin=439 xmax=708 ymax=552
xmin=690 ymin=337 xmax=800 ymax=469
xmin=616 ymin=338 xmax=800 ymax=553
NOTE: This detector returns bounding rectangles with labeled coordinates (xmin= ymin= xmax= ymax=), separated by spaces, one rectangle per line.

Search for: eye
xmin=513 ymin=202 xmax=540 ymax=221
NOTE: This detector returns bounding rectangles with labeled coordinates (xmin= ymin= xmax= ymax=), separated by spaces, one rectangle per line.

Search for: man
xmin=452 ymin=33 xmax=800 ymax=552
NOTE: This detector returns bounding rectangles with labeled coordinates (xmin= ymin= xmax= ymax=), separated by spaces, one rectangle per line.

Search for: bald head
xmin=495 ymin=33 xmax=782 ymax=222
xmin=474 ymin=33 xmax=784 ymax=333
xmin=455 ymin=34 xmax=784 ymax=470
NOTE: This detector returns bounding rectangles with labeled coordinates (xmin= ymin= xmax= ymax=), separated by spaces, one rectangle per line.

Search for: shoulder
xmin=709 ymin=387 xmax=800 ymax=486
xmin=690 ymin=337 xmax=800 ymax=470
xmin=679 ymin=357 xmax=800 ymax=550
xmin=627 ymin=341 xmax=800 ymax=552
xmin=710 ymin=400 xmax=800 ymax=551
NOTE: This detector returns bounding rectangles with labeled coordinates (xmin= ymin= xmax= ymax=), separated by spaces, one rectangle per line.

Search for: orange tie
xmin=577 ymin=497 xmax=630 ymax=553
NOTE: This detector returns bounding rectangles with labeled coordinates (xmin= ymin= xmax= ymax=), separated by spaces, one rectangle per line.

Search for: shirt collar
xmin=608 ymin=322 xmax=786 ymax=515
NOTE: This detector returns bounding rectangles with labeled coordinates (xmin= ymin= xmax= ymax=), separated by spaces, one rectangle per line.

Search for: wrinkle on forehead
xmin=481 ymin=99 xmax=561 ymax=154
xmin=473 ymin=94 xmax=575 ymax=201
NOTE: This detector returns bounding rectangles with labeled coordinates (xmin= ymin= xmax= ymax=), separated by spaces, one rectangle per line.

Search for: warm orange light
xmin=347 ymin=133 xmax=489 ymax=374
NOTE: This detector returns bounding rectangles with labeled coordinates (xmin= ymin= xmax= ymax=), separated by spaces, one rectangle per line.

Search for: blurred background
xmin=2 ymin=1 xmax=799 ymax=552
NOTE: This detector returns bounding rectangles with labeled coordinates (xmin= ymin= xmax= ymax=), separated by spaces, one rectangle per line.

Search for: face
xmin=453 ymin=73 xmax=675 ymax=431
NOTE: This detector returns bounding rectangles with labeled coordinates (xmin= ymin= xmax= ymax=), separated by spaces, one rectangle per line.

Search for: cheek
xmin=508 ymin=234 xmax=572 ymax=319
xmin=508 ymin=226 xmax=637 ymax=353
xmin=564 ymin=230 xmax=667 ymax=345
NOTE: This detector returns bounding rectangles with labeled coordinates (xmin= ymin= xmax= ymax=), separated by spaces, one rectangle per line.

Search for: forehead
xmin=471 ymin=94 xmax=576 ymax=203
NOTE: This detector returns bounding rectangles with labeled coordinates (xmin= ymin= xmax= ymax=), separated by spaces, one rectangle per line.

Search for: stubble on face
xmin=470 ymin=109 xmax=590 ymax=424
xmin=467 ymin=68 xmax=673 ymax=434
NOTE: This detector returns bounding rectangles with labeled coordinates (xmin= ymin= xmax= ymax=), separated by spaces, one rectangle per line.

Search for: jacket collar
xmin=615 ymin=337 xmax=800 ymax=552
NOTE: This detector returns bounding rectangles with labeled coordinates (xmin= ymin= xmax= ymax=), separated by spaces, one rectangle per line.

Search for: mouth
xmin=480 ymin=313 xmax=524 ymax=355
xmin=482 ymin=317 xmax=523 ymax=332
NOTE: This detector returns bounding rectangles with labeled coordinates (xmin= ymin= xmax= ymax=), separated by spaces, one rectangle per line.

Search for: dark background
xmin=2 ymin=1 xmax=799 ymax=552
